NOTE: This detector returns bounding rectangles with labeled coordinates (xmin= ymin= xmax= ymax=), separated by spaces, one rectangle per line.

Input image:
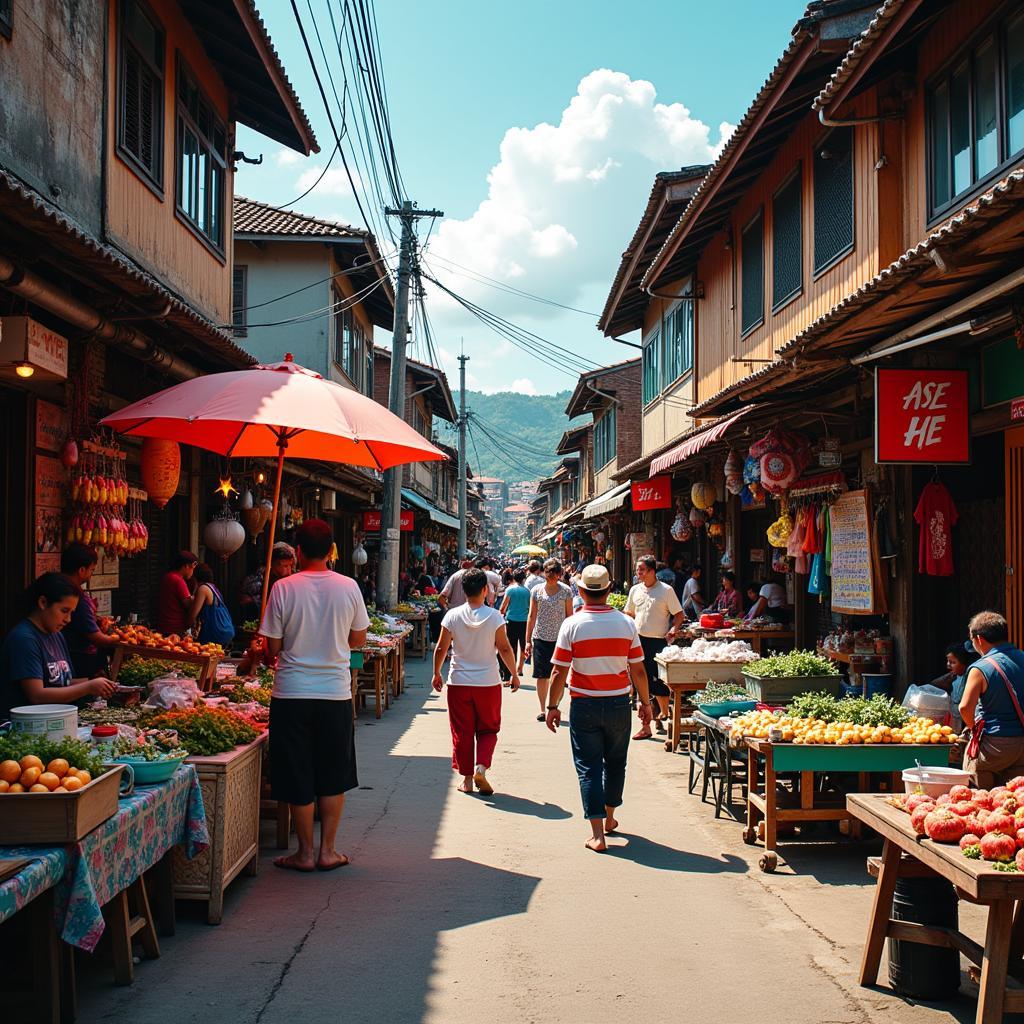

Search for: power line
xmin=239 ymin=276 xmax=386 ymax=329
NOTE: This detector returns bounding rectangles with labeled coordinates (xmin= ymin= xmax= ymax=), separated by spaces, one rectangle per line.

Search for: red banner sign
xmin=875 ymin=368 xmax=970 ymax=464
xmin=1012 ymin=397 xmax=1024 ymax=422
xmin=631 ymin=475 xmax=672 ymax=511
xmin=364 ymin=509 xmax=414 ymax=532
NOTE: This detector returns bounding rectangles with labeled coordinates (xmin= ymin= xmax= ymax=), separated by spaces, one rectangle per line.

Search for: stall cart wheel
xmin=759 ymin=852 xmax=778 ymax=873
xmin=742 ymin=827 xmax=757 ymax=845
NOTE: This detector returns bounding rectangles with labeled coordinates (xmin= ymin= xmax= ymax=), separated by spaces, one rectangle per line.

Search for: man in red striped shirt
xmin=546 ymin=564 xmax=654 ymax=852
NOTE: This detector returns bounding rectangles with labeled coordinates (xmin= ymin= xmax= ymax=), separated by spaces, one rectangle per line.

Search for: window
xmin=118 ymin=0 xmax=164 ymax=188
xmin=176 ymin=57 xmax=226 ymax=251
xmin=231 ymin=266 xmax=247 ymax=337
xmin=411 ymin=399 xmax=426 ymax=437
xmin=0 ymin=0 xmax=12 ymax=39
xmin=642 ymin=329 xmax=660 ymax=405
xmin=813 ymin=128 xmax=854 ymax=272
xmin=594 ymin=408 xmax=617 ymax=469
xmin=664 ymin=291 xmax=694 ymax=386
xmin=772 ymin=170 xmax=802 ymax=309
xmin=741 ymin=210 xmax=764 ymax=335
xmin=929 ymin=13 xmax=1024 ymax=217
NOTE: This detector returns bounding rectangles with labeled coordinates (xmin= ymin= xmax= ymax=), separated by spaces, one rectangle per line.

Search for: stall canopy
xmin=401 ymin=488 xmax=460 ymax=530
xmin=585 ymin=481 xmax=631 ymax=518
xmin=648 ymin=407 xmax=753 ymax=476
xmin=539 ymin=529 xmax=559 ymax=541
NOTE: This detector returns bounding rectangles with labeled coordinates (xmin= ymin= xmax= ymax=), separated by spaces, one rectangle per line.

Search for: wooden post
xmin=259 ymin=438 xmax=288 ymax=623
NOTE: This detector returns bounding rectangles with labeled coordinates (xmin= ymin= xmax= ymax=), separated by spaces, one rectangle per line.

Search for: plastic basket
xmin=697 ymin=699 xmax=757 ymax=717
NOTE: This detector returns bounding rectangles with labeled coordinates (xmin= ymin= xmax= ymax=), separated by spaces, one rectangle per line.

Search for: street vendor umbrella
xmin=512 ymin=544 xmax=547 ymax=557
xmin=101 ymin=354 xmax=445 ymax=616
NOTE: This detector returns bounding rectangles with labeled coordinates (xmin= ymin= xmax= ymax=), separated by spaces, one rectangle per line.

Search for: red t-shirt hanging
xmin=913 ymin=481 xmax=958 ymax=576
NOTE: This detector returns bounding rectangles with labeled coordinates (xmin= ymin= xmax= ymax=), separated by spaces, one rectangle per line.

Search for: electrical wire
xmin=469 ymin=412 xmax=559 ymax=459
xmin=237 ymin=275 xmax=386 ymax=329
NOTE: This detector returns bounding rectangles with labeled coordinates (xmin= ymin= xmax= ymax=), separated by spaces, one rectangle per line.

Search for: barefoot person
xmin=546 ymin=565 xmax=653 ymax=852
xmin=432 ymin=568 xmax=520 ymax=795
xmin=261 ymin=519 xmax=370 ymax=872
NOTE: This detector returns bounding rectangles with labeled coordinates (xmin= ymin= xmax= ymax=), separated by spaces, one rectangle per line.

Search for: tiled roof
xmin=234 ymin=197 xmax=368 ymax=238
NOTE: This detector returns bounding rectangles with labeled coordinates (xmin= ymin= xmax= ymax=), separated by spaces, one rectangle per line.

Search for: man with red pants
xmin=432 ymin=568 xmax=520 ymax=794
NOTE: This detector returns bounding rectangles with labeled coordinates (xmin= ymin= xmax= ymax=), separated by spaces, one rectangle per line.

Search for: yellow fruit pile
xmin=0 ymin=755 xmax=93 ymax=794
xmin=730 ymin=711 xmax=955 ymax=746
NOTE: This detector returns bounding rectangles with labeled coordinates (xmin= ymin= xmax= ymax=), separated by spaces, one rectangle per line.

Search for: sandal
xmin=632 ymin=728 xmax=653 ymax=740
xmin=536 ymin=713 xmax=546 ymax=722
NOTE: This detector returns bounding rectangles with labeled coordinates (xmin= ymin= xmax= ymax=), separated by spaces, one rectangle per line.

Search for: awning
xmin=649 ymin=407 xmax=753 ymax=476
xmin=584 ymin=481 xmax=631 ymax=518
xmin=401 ymin=488 xmax=460 ymax=531
xmin=539 ymin=529 xmax=558 ymax=541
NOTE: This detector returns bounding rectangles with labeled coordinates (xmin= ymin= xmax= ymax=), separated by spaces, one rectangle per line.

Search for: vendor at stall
xmin=60 ymin=542 xmax=118 ymax=677
xmin=744 ymin=579 xmax=791 ymax=623
xmin=156 ymin=550 xmax=198 ymax=635
xmin=959 ymin=611 xmax=1024 ymax=787
xmin=239 ymin=542 xmax=296 ymax=618
xmin=680 ymin=565 xmax=705 ymax=620
xmin=709 ymin=572 xmax=743 ymax=618
xmin=930 ymin=640 xmax=979 ymax=734
xmin=1 ymin=573 xmax=117 ymax=719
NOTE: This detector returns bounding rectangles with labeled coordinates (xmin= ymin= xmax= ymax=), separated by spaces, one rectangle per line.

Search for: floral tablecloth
xmin=0 ymin=764 xmax=208 ymax=950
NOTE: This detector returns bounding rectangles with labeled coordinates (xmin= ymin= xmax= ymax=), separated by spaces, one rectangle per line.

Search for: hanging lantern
xmin=240 ymin=489 xmax=254 ymax=510
xmin=141 ymin=438 xmax=180 ymax=509
xmin=352 ymin=543 xmax=368 ymax=566
xmin=240 ymin=507 xmax=271 ymax=541
xmin=60 ymin=438 xmax=79 ymax=469
xmin=691 ymin=481 xmax=717 ymax=510
xmin=214 ymin=475 xmax=239 ymax=499
xmin=688 ymin=506 xmax=707 ymax=529
xmin=203 ymin=508 xmax=245 ymax=560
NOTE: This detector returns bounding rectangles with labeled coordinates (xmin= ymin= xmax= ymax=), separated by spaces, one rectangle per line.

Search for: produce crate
xmin=769 ymin=742 xmax=951 ymax=773
xmin=0 ymin=765 xmax=125 ymax=843
xmin=109 ymin=643 xmax=222 ymax=692
xmin=742 ymin=672 xmax=841 ymax=704
xmin=655 ymin=657 xmax=749 ymax=689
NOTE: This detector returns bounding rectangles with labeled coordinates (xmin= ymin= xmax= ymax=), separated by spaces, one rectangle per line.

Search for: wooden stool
xmin=102 ymin=875 xmax=160 ymax=985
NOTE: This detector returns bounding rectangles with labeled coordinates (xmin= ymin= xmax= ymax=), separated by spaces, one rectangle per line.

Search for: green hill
xmin=437 ymin=389 xmax=585 ymax=482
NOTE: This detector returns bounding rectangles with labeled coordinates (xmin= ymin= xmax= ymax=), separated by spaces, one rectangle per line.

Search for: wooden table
xmin=404 ymin=613 xmax=428 ymax=658
xmin=109 ymin=643 xmax=222 ymax=692
xmin=742 ymin=739 xmax=950 ymax=873
xmin=354 ymin=649 xmax=389 ymax=719
xmin=664 ymin=680 xmax=704 ymax=753
xmin=719 ymin=629 xmax=795 ymax=655
xmin=849 ymin=794 xmax=1024 ymax=1023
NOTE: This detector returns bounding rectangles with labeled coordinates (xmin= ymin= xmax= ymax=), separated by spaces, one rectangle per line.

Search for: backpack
xmin=198 ymin=585 xmax=236 ymax=646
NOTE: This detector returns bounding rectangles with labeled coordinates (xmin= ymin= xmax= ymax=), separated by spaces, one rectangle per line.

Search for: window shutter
xmin=813 ymin=128 xmax=854 ymax=272
xmin=232 ymin=267 xmax=247 ymax=336
xmin=772 ymin=171 xmax=802 ymax=309
xmin=741 ymin=211 xmax=764 ymax=335
xmin=123 ymin=47 xmax=142 ymax=158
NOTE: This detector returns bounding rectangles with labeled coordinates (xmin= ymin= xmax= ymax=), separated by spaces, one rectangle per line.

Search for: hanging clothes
xmin=913 ymin=480 xmax=958 ymax=576
xmin=824 ymin=504 xmax=833 ymax=576
xmin=808 ymin=551 xmax=827 ymax=595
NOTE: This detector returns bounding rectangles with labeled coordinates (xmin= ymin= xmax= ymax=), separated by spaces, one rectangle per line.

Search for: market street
xmin=73 ymin=659 xmax=989 ymax=1024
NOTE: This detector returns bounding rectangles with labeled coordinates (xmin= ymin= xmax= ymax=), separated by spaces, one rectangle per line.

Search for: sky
xmin=235 ymin=1 xmax=802 ymax=395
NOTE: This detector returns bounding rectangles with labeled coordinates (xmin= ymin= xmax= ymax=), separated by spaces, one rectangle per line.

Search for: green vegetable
xmin=0 ymin=733 xmax=107 ymax=778
xmin=240 ymin=620 xmax=260 ymax=632
xmin=143 ymin=707 xmax=258 ymax=756
xmin=607 ymin=593 xmax=628 ymax=611
xmin=696 ymin=680 xmax=749 ymax=703
xmin=787 ymin=692 xmax=909 ymax=727
xmin=116 ymin=656 xmax=201 ymax=688
xmin=224 ymin=682 xmax=272 ymax=707
xmin=993 ymin=860 xmax=1019 ymax=872
xmin=111 ymin=734 xmax=188 ymax=762
xmin=744 ymin=650 xmax=839 ymax=679
xmin=962 ymin=844 xmax=981 ymax=860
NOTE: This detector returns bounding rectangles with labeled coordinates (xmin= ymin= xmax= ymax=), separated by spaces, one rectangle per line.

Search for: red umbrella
xmin=101 ymin=355 xmax=445 ymax=614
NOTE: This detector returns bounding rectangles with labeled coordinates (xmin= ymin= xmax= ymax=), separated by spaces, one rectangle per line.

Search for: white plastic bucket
xmin=9 ymin=704 xmax=79 ymax=740
xmin=902 ymin=765 xmax=971 ymax=799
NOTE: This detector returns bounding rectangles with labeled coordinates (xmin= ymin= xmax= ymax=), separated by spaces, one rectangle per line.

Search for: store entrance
xmin=0 ymin=386 xmax=29 ymax=633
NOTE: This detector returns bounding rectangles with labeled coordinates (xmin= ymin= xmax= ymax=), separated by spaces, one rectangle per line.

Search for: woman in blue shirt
xmin=499 ymin=569 xmax=531 ymax=683
xmin=0 ymin=573 xmax=116 ymax=720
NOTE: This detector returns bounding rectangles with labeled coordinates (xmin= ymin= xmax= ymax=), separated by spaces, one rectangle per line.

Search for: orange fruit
xmin=19 ymin=755 xmax=43 ymax=772
xmin=19 ymin=766 xmax=41 ymax=787
xmin=62 ymin=776 xmax=83 ymax=792
xmin=29 ymin=783 xmax=50 ymax=793
xmin=46 ymin=758 xmax=70 ymax=778
xmin=0 ymin=780 xmax=9 ymax=793
xmin=75 ymin=770 xmax=92 ymax=785
xmin=0 ymin=760 xmax=21 ymax=784
xmin=7 ymin=783 xmax=25 ymax=793
xmin=38 ymin=772 xmax=61 ymax=791
xmin=53 ymin=786 xmax=68 ymax=793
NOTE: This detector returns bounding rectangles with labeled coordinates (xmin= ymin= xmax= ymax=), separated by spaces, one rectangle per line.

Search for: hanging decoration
xmin=724 ymin=448 xmax=744 ymax=496
xmin=215 ymin=475 xmax=239 ymax=500
xmin=204 ymin=506 xmax=245 ymax=560
xmin=241 ymin=505 xmax=271 ymax=541
xmin=688 ymin=505 xmax=707 ymax=529
xmin=141 ymin=438 xmax=180 ymax=509
xmin=760 ymin=451 xmax=799 ymax=494
xmin=240 ymin=488 xmax=254 ymax=510
xmin=691 ymin=481 xmax=717 ymax=510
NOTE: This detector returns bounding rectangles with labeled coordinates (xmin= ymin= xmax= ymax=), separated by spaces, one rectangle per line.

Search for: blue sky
xmin=236 ymin=1 xmax=802 ymax=394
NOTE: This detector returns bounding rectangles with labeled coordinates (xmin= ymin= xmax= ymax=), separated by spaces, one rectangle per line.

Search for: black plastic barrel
xmin=887 ymin=876 xmax=961 ymax=1000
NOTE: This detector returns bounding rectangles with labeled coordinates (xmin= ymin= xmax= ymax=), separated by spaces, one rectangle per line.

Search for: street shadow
xmin=478 ymin=792 xmax=572 ymax=820
xmin=604 ymin=832 xmax=749 ymax=874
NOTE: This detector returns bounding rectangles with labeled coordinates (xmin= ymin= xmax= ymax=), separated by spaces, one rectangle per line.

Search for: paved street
xmin=77 ymin=658 xmax=992 ymax=1024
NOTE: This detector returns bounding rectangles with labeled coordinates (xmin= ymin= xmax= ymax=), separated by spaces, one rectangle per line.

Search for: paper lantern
xmin=352 ymin=543 xmax=368 ymax=566
xmin=204 ymin=513 xmax=245 ymax=560
xmin=691 ymin=481 xmax=717 ymax=510
xmin=141 ymin=438 xmax=180 ymax=509
xmin=760 ymin=452 xmax=798 ymax=494
xmin=240 ymin=507 xmax=270 ymax=541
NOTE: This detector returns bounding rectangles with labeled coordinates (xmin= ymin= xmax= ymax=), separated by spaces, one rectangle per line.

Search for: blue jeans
xmin=569 ymin=695 xmax=631 ymax=820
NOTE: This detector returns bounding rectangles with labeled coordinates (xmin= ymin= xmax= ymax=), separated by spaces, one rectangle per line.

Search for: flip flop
xmin=274 ymin=856 xmax=315 ymax=873
xmin=316 ymin=856 xmax=350 ymax=872
xmin=536 ymin=713 xmax=546 ymax=722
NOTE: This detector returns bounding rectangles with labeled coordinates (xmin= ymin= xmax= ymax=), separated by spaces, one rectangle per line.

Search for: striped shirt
xmin=551 ymin=605 xmax=644 ymax=698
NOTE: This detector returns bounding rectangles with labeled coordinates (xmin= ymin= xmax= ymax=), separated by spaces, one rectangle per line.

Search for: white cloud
xmin=294 ymin=166 xmax=363 ymax=198
xmin=427 ymin=69 xmax=733 ymax=330
xmin=276 ymin=149 xmax=303 ymax=167
xmin=509 ymin=378 xmax=539 ymax=396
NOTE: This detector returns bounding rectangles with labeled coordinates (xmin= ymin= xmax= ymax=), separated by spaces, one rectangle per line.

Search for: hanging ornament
xmin=215 ymin=475 xmax=239 ymax=500
xmin=691 ymin=481 xmax=717 ymax=510
xmin=240 ymin=489 xmax=254 ymax=510
xmin=240 ymin=507 xmax=271 ymax=541
xmin=352 ymin=543 xmax=368 ymax=566
xmin=203 ymin=507 xmax=245 ymax=560
xmin=60 ymin=437 xmax=79 ymax=469
xmin=141 ymin=438 xmax=180 ymax=509
xmin=724 ymin=448 xmax=744 ymax=496
xmin=760 ymin=452 xmax=798 ymax=494
xmin=689 ymin=506 xmax=707 ymax=529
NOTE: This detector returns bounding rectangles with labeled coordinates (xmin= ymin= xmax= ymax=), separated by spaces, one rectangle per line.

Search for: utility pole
xmin=377 ymin=200 xmax=443 ymax=609
xmin=458 ymin=352 xmax=469 ymax=558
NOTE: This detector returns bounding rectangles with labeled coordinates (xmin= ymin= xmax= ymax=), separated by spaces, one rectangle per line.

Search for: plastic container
xmin=113 ymin=755 xmax=186 ymax=785
xmin=863 ymin=673 xmax=893 ymax=697
xmin=9 ymin=704 xmax=78 ymax=740
xmin=91 ymin=724 xmax=120 ymax=749
xmin=888 ymin=876 xmax=960 ymax=1000
xmin=840 ymin=680 xmax=863 ymax=698
xmin=700 ymin=613 xmax=725 ymax=629
xmin=902 ymin=765 xmax=971 ymax=799
xmin=697 ymin=699 xmax=757 ymax=717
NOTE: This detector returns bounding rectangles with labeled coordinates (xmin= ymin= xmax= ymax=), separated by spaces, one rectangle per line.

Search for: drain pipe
xmin=0 ymin=253 xmax=202 ymax=380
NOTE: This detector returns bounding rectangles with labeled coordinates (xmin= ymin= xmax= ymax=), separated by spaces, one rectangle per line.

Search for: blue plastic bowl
xmin=113 ymin=755 xmax=187 ymax=785
xmin=697 ymin=699 xmax=757 ymax=717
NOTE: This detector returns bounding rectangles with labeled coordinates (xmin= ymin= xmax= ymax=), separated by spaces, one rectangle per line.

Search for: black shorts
xmin=640 ymin=635 xmax=669 ymax=697
xmin=532 ymin=638 xmax=557 ymax=679
xmin=269 ymin=697 xmax=358 ymax=805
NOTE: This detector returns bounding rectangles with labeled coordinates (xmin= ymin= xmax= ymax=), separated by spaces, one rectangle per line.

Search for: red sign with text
xmin=364 ymin=510 xmax=414 ymax=532
xmin=631 ymin=475 xmax=673 ymax=511
xmin=875 ymin=368 xmax=970 ymax=464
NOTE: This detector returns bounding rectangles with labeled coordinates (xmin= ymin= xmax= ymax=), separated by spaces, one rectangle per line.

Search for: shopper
xmin=931 ymin=640 xmax=979 ymax=734
xmin=680 ymin=565 xmax=705 ymax=620
xmin=60 ymin=542 xmax=118 ymax=678
xmin=624 ymin=555 xmax=684 ymax=738
xmin=476 ymin=556 xmax=501 ymax=605
xmin=709 ymin=572 xmax=743 ymax=618
xmin=524 ymin=558 xmax=573 ymax=722
xmin=546 ymin=564 xmax=653 ymax=852
xmin=186 ymin=563 xmax=237 ymax=647
xmin=155 ymin=551 xmax=198 ymax=635
xmin=524 ymin=559 xmax=545 ymax=592
xmin=744 ymin=579 xmax=790 ymax=623
xmin=261 ymin=519 xmax=370 ymax=872
xmin=959 ymin=611 xmax=1024 ymax=788
xmin=499 ymin=568 xmax=531 ymax=677
xmin=432 ymin=568 xmax=520 ymax=795
xmin=438 ymin=558 xmax=474 ymax=610
xmin=240 ymin=542 xmax=296 ymax=618
xmin=1 ymin=573 xmax=117 ymax=720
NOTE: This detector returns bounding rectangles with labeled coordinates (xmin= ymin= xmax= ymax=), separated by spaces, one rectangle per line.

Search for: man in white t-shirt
xmin=432 ymin=568 xmax=520 ymax=795
xmin=476 ymin=556 xmax=502 ymax=605
xmin=745 ymin=580 xmax=790 ymax=622
xmin=261 ymin=519 xmax=370 ymax=873
xmin=439 ymin=559 xmax=474 ymax=610
xmin=680 ymin=565 xmax=705 ymax=620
